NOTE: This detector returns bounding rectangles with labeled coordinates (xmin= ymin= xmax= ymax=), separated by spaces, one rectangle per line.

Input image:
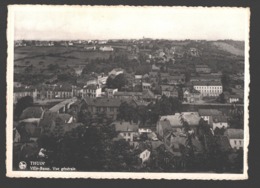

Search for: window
xmin=234 ymin=140 xmax=237 ymax=145
xmin=239 ymin=140 xmax=242 ymax=145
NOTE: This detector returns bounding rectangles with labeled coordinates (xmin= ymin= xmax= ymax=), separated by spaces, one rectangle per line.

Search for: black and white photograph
xmin=6 ymin=5 xmax=250 ymax=179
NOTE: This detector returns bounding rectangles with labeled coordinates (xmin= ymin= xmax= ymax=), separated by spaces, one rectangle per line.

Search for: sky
xmin=12 ymin=6 xmax=249 ymax=41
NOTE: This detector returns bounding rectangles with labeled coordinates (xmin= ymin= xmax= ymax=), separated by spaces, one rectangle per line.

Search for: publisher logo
xmin=19 ymin=161 xmax=27 ymax=170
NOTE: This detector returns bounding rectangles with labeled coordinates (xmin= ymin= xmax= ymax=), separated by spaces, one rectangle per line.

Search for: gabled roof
xmin=114 ymin=91 xmax=142 ymax=97
xmin=212 ymin=115 xmax=228 ymax=123
xmin=84 ymin=97 xmax=134 ymax=107
xmin=192 ymin=81 xmax=222 ymax=86
xmin=112 ymin=121 xmax=139 ymax=132
xmin=142 ymin=90 xmax=155 ymax=99
xmin=198 ymin=109 xmax=222 ymax=117
xmin=85 ymin=84 xmax=100 ymax=90
xmin=224 ymin=128 xmax=243 ymax=139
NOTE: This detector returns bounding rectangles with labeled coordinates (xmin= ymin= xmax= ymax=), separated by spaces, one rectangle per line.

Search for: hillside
xmin=212 ymin=41 xmax=244 ymax=57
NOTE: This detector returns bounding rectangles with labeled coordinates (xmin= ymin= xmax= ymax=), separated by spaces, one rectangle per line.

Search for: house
xmin=99 ymin=46 xmax=114 ymax=51
xmin=161 ymin=85 xmax=178 ymax=98
xmin=105 ymin=88 xmax=118 ymax=98
xmin=141 ymin=90 xmax=156 ymax=102
xmin=113 ymin=121 xmax=139 ymax=142
xmin=229 ymin=94 xmax=240 ymax=103
xmin=97 ymin=74 xmax=108 ymax=85
xmin=167 ymin=75 xmax=185 ymax=85
xmin=149 ymin=71 xmax=159 ymax=84
xmin=84 ymin=46 xmax=96 ymax=51
xmin=134 ymin=75 xmax=143 ymax=84
xmin=109 ymin=68 xmax=124 ymax=76
xmin=14 ymin=87 xmax=38 ymax=103
xmin=198 ymin=109 xmax=223 ymax=125
xmin=52 ymin=84 xmax=73 ymax=99
xmin=83 ymin=97 xmax=137 ymax=120
xmin=83 ymin=84 xmax=102 ymax=98
xmin=138 ymin=128 xmax=152 ymax=134
xmin=114 ymin=91 xmax=143 ymax=100
xmin=195 ymin=64 xmax=211 ymax=73
xmin=139 ymin=149 xmax=151 ymax=163
xmin=212 ymin=115 xmax=228 ymax=130
xmin=190 ymin=75 xmax=221 ymax=83
xmin=193 ymin=81 xmax=223 ymax=97
xmin=157 ymin=112 xmax=201 ymax=138
xmin=182 ymin=88 xmax=201 ymax=103
xmin=224 ymin=128 xmax=244 ymax=150
xmin=142 ymin=82 xmax=152 ymax=91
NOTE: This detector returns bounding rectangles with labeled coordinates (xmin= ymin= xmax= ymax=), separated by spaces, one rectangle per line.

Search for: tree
xmin=229 ymin=105 xmax=244 ymax=129
xmin=14 ymin=96 xmax=33 ymax=120
xmin=117 ymin=102 xmax=138 ymax=123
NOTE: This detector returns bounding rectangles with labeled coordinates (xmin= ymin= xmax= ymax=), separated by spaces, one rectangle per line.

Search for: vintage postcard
xmin=6 ymin=5 xmax=250 ymax=179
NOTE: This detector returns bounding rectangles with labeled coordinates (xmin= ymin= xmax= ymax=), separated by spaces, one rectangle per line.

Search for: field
xmin=14 ymin=46 xmax=113 ymax=68
xmin=212 ymin=41 xmax=244 ymax=56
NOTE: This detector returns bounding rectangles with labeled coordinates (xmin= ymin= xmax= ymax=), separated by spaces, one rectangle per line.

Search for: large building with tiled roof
xmin=193 ymin=81 xmax=223 ymax=97
xmin=83 ymin=97 xmax=137 ymax=120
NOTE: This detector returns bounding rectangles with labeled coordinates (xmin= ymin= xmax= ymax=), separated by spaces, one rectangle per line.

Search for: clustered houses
xmin=13 ymin=39 xmax=244 ymax=169
xmin=182 ymin=87 xmax=202 ymax=103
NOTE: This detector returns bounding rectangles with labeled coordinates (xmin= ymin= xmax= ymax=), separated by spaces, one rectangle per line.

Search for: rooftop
xmin=224 ymin=128 xmax=244 ymax=139
xmin=112 ymin=121 xmax=139 ymax=132
xmin=212 ymin=115 xmax=228 ymax=123
xmin=84 ymin=97 xmax=134 ymax=107
xmin=192 ymin=81 xmax=222 ymax=86
xmin=198 ymin=109 xmax=223 ymax=116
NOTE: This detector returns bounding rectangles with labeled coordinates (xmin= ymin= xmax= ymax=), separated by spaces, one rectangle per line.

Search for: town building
xmin=224 ymin=128 xmax=244 ymax=150
xmin=139 ymin=149 xmax=151 ymax=163
xmin=212 ymin=115 xmax=228 ymax=130
xmin=142 ymin=82 xmax=152 ymax=91
xmin=113 ymin=121 xmax=139 ymax=142
xmin=83 ymin=84 xmax=102 ymax=98
xmin=182 ymin=88 xmax=201 ymax=103
xmin=14 ymin=87 xmax=38 ymax=103
xmin=193 ymin=81 xmax=223 ymax=97
xmin=99 ymin=46 xmax=114 ymax=51
xmin=83 ymin=97 xmax=137 ymax=120
xmin=161 ymin=85 xmax=179 ymax=98
xmin=105 ymin=88 xmax=118 ymax=98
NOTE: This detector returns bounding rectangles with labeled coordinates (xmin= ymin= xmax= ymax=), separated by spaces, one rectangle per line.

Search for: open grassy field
xmin=14 ymin=46 xmax=113 ymax=67
xmin=212 ymin=41 xmax=244 ymax=56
